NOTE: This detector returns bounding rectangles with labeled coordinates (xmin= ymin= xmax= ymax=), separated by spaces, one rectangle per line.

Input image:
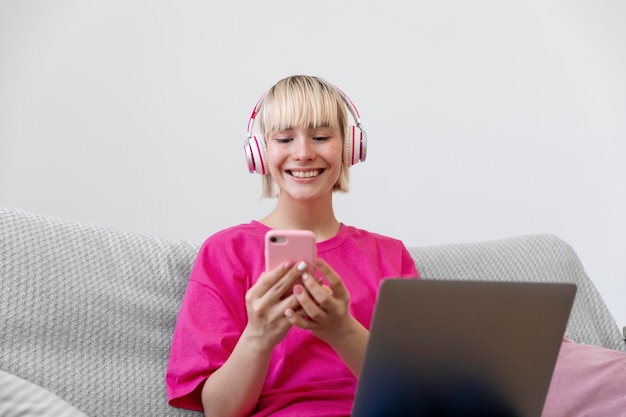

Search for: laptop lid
xmin=352 ymin=279 xmax=576 ymax=417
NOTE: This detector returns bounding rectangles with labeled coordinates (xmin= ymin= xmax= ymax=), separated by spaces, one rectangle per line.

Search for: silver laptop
xmin=352 ymin=279 xmax=576 ymax=417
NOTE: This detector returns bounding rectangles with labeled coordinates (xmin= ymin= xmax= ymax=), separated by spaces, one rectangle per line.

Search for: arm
xmin=200 ymin=327 xmax=273 ymax=417
xmin=201 ymin=262 xmax=304 ymax=417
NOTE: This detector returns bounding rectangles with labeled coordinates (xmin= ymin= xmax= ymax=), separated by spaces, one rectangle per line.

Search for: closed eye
xmin=274 ymin=137 xmax=292 ymax=144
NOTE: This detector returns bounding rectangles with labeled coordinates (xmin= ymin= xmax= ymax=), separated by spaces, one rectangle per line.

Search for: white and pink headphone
xmin=243 ymin=83 xmax=368 ymax=175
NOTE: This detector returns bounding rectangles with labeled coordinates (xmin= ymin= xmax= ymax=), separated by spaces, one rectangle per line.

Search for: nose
xmin=292 ymin=136 xmax=314 ymax=161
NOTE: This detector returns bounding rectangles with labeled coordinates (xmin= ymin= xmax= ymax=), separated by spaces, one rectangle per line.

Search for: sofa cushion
xmin=543 ymin=337 xmax=626 ymax=416
xmin=0 ymin=371 xmax=87 ymax=417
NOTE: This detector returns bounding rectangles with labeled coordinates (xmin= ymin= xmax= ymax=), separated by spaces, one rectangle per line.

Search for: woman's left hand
xmin=286 ymin=259 xmax=362 ymax=332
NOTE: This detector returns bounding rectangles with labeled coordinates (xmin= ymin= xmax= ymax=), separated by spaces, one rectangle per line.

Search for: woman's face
xmin=266 ymin=125 xmax=343 ymax=202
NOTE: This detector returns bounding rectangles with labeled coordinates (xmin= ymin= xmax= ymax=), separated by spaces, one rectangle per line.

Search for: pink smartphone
xmin=265 ymin=230 xmax=316 ymax=295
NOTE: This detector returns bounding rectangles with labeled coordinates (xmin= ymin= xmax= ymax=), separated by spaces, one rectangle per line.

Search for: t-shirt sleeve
xmin=400 ymin=243 xmax=420 ymax=279
xmin=165 ymin=236 xmax=254 ymax=411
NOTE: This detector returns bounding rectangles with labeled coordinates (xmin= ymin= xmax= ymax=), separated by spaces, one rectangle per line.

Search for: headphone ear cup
xmin=358 ymin=129 xmax=368 ymax=163
xmin=244 ymin=135 xmax=269 ymax=174
xmin=344 ymin=125 xmax=368 ymax=167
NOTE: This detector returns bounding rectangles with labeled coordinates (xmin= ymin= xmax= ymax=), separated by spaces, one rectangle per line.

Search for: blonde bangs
xmin=258 ymin=77 xmax=347 ymax=136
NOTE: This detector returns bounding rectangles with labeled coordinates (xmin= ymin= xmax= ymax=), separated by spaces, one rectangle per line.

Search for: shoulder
xmin=204 ymin=221 xmax=266 ymax=245
xmin=196 ymin=222 xmax=267 ymax=259
xmin=321 ymin=224 xmax=411 ymax=257
xmin=323 ymin=224 xmax=419 ymax=279
xmin=189 ymin=222 xmax=268 ymax=282
xmin=340 ymin=224 xmax=406 ymax=247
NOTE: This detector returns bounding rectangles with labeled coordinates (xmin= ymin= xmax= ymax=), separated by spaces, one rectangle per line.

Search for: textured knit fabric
xmin=166 ymin=221 xmax=419 ymax=416
xmin=0 ymin=206 xmax=201 ymax=417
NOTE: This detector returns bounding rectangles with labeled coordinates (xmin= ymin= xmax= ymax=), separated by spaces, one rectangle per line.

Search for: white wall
xmin=1 ymin=0 xmax=624 ymax=326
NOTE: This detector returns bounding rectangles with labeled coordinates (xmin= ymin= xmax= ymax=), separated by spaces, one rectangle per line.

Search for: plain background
xmin=1 ymin=0 xmax=624 ymax=327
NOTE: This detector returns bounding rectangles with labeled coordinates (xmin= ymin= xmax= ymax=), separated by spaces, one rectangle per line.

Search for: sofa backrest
xmin=1 ymin=206 xmax=201 ymax=417
xmin=1 ymin=205 xmax=624 ymax=417
xmin=409 ymin=236 xmax=625 ymax=352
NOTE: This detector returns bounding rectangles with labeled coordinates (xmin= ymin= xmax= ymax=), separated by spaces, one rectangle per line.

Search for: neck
xmin=260 ymin=194 xmax=340 ymax=242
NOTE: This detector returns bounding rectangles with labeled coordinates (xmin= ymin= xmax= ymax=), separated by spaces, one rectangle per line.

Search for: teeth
xmin=290 ymin=170 xmax=320 ymax=178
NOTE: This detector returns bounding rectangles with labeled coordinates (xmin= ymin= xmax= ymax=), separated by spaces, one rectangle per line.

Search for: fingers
xmin=247 ymin=261 xmax=305 ymax=301
xmin=283 ymin=268 xmax=323 ymax=325
xmin=247 ymin=261 xmax=291 ymax=298
xmin=244 ymin=263 xmax=306 ymax=346
xmin=312 ymin=259 xmax=349 ymax=301
xmin=285 ymin=260 xmax=350 ymax=328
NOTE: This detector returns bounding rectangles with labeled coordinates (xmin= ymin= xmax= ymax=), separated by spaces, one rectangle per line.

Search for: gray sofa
xmin=1 ymin=205 xmax=624 ymax=416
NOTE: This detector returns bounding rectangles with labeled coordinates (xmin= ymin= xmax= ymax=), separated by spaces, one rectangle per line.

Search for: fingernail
xmin=284 ymin=309 xmax=293 ymax=318
xmin=296 ymin=261 xmax=307 ymax=271
xmin=302 ymin=273 xmax=309 ymax=281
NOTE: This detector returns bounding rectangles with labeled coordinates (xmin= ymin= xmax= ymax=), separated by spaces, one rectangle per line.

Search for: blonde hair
xmin=255 ymin=75 xmax=351 ymax=198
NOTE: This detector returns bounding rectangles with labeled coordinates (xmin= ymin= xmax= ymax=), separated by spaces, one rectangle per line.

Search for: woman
xmin=166 ymin=75 xmax=419 ymax=417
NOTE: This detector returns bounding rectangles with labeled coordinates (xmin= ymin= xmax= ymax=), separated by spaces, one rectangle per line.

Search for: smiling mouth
xmin=287 ymin=169 xmax=323 ymax=178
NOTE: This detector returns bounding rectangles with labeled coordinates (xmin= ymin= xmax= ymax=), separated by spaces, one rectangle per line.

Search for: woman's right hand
xmin=241 ymin=261 xmax=307 ymax=352
xmin=201 ymin=261 xmax=307 ymax=417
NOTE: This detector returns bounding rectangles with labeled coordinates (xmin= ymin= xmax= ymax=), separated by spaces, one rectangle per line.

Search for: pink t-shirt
xmin=166 ymin=221 xmax=419 ymax=416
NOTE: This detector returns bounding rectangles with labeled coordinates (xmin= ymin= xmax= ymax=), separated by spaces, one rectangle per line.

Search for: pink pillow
xmin=542 ymin=337 xmax=626 ymax=416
